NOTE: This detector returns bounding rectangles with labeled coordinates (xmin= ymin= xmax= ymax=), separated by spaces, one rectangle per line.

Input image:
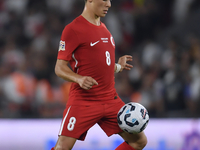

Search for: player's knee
xmin=134 ymin=134 xmax=147 ymax=150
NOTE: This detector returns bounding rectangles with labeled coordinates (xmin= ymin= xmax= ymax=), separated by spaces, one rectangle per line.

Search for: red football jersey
xmin=57 ymin=15 xmax=118 ymax=105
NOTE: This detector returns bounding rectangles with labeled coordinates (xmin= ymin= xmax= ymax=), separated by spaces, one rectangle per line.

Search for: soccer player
xmin=52 ymin=0 xmax=147 ymax=150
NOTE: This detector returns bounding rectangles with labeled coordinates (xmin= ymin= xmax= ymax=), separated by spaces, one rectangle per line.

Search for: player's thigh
xmin=98 ymin=100 xmax=125 ymax=136
xmin=118 ymin=131 xmax=147 ymax=149
xmin=55 ymin=135 xmax=76 ymax=150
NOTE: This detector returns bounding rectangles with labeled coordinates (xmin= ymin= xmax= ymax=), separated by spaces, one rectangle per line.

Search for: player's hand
xmin=77 ymin=76 xmax=98 ymax=90
xmin=117 ymin=55 xmax=133 ymax=72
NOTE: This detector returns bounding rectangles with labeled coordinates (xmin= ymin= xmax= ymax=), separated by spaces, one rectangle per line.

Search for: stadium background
xmin=0 ymin=0 xmax=200 ymax=149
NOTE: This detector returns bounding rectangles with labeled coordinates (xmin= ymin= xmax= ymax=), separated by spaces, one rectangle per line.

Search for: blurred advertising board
xmin=0 ymin=119 xmax=200 ymax=150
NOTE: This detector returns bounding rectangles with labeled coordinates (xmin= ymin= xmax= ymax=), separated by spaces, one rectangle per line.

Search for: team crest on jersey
xmin=59 ymin=40 xmax=65 ymax=51
xmin=110 ymin=36 xmax=115 ymax=47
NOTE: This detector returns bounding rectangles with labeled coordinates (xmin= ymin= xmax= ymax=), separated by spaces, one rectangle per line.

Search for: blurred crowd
xmin=0 ymin=0 xmax=200 ymax=118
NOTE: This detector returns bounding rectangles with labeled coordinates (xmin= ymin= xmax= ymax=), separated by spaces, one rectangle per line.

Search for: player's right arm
xmin=55 ymin=59 xmax=98 ymax=90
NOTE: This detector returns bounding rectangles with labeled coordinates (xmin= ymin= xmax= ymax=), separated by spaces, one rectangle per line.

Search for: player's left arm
xmin=115 ymin=55 xmax=133 ymax=73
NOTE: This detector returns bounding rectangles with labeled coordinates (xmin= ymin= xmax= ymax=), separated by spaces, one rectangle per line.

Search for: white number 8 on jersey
xmin=105 ymin=51 xmax=111 ymax=66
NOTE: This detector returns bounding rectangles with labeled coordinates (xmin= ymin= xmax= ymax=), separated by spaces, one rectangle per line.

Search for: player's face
xmin=92 ymin=0 xmax=111 ymax=17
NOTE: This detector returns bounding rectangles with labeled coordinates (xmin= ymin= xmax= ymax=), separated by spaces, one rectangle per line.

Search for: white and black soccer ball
xmin=117 ymin=102 xmax=149 ymax=134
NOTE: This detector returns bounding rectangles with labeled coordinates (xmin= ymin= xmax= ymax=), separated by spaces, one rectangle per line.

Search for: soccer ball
xmin=117 ymin=102 xmax=149 ymax=134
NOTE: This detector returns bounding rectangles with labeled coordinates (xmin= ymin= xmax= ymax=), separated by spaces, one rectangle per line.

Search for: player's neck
xmin=81 ymin=8 xmax=101 ymax=26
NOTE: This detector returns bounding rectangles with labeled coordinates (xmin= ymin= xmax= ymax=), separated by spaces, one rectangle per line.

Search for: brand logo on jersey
xmin=110 ymin=36 xmax=115 ymax=47
xmin=59 ymin=40 xmax=65 ymax=51
xmin=90 ymin=41 xmax=100 ymax=46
